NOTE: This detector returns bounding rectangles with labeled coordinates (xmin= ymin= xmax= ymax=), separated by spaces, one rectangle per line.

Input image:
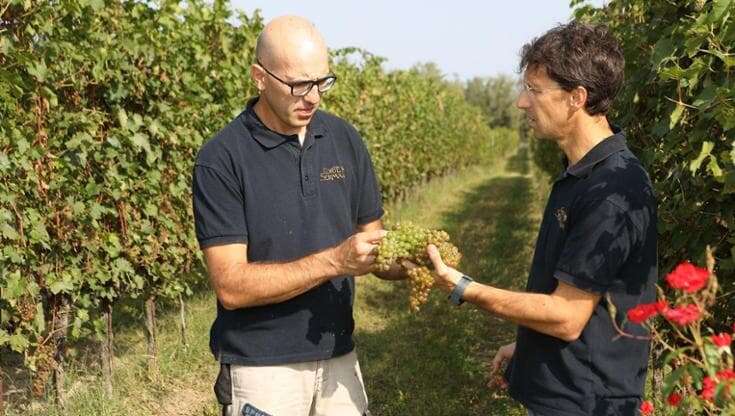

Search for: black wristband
xmin=449 ymin=275 xmax=474 ymax=305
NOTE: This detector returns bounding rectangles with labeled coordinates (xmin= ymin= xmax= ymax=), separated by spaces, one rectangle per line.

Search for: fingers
xmin=427 ymin=244 xmax=446 ymax=274
xmin=358 ymin=229 xmax=388 ymax=244
xmin=356 ymin=241 xmax=378 ymax=256
xmin=490 ymin=353 xmax=504 ymax=373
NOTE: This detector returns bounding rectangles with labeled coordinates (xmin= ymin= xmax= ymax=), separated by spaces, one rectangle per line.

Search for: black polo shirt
xmin=192 ymin=97 xmax=383 ymax=365
xmin=506 ymin=129 xmax=657 ymax=416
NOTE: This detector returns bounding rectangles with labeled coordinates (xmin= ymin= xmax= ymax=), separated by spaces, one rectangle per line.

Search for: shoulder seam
xmin=194 ymin=163 xmax=242 ymax=191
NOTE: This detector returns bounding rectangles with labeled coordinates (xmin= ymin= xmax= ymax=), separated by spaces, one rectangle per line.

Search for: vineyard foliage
xmin=0 ymin=0 xmax=517 ymax=381
xmin=571 ymin=0 xmax=735 ymax=320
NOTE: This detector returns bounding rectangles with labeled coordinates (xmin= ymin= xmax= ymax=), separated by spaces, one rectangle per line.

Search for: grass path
xmin=3 ymin=145 xmax=549 ymax=416
xmin=354 ymin=145 xmax=546 ymax=415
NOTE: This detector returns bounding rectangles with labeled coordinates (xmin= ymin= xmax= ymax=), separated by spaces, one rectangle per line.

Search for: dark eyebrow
xmin=288 ymin=73 xmax=332 ymax=84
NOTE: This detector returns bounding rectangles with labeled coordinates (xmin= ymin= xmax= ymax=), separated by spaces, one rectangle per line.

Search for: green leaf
xmin=0 ymin=329 xmax=10 ymax=347
xmin=663 ymin=365 xmax=687 ymax=397
xmin=26 ymin=61 xmax=47 ymax=82
xmin=707 ymin=156 xmax=723 ymax=178
xmin=1 ymin=222 xmax=19 ymax=240
xmin=9 ymin=333 xmax=29 ymax=353
xmin=41 ymin=86 xmax=58 ymax=107
xmin=131 ymin=132 xmax=151 ymax=153
xmin=4 ymin=271 xmax=25 ymax=299
xmin=86 ymin=0 xmax=105 ymax=11
xmin=714 ymin=101 xmax=735 ymax=130
xmin=711 ymin=0 xmax=734 ymax=22
xmin=33 ymin=303 xmax=45 ymax=333
xmin=49 ymin=279 xmax=74 ymax=295
xmin=669 ymin=102 xmax=685 ymax=130
xmin=117 ymin=109 xmax=128 ymax=128
xmin=690 ymin=141 xmax=714 ymax=174
xmin=651 ymin=37 xmax=677 ymax=67
xmin=29 ymin=221 xmax=50 ymax=246
xmin=90 ymin=203 xmax=105 ymax=220
xmin=0 ymin=152 xmax=9 ymax=171
xmin=692 ymin=85 xmax=718 ymax=109
xmin=706 ymin=48 xmax=735 ymax=68
xmin=71 ymin=308 xmax=89 ymax=339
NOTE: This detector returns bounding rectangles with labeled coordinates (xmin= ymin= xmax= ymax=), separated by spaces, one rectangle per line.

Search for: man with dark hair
xmin=192 ymin=15 xmax=405 ymax=416
xmin=426 ymin=22 xmax=657 ymax=416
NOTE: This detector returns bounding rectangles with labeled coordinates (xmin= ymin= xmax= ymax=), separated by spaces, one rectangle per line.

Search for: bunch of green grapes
xmin=376 ymin=222 xmax=462 ymax=311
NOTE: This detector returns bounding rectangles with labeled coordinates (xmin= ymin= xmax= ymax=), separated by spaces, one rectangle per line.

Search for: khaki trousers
xmin=221 ymin=350 xmax=369 ymax=416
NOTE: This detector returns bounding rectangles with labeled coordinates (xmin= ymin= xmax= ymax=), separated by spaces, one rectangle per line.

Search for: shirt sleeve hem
xmin=554 ymin=270 xmax=608 ymax=294
xmin=357 ymin=207 xmax=384 ymax=225
xmin=198 ymin=235 xmax=248 ymax=249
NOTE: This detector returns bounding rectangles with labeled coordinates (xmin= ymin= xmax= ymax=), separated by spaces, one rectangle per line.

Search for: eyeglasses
xmin=257 ymin=59 xmax=337 ymax=97
xmin=522 ymin=82 xmax=565 ymax=96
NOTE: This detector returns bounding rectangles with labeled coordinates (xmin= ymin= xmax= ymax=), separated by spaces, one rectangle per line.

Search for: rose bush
xmin=618 ymin=248 xmax=734 ymax=415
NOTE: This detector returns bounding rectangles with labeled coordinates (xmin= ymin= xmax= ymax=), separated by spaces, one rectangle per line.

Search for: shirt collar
xmin=563 ymin=126 xmax=627 ymax=179
xmin=241 ymin=97 xmax=327 ymax=149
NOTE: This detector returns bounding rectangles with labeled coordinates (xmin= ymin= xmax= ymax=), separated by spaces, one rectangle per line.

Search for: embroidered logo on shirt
xmin=554 ymin=207 xmax=568 ymax=230
xmin=320 ymin=165 xmax=346 ymax=181
xmin=242 ymin=403 xmax=273 ymax=416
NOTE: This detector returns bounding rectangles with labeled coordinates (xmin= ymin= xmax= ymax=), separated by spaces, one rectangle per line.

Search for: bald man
xmin=192 ymin=16 xmax=405 ymax=416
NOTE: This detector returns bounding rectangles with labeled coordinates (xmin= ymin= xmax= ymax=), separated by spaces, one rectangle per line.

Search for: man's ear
xmin=569 ymin=86 xmax=588 ymax=111
xmin=251 ymin=63 xmax=266 ymax=92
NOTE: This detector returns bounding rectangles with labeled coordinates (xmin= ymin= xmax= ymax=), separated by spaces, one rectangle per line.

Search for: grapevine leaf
xmin=690 ymin=141 xmax=714 ymax=174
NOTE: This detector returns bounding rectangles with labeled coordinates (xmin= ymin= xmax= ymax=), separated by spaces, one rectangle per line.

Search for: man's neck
xmin=557 ymin=116 xmax=614 ymax=166
xmin=253 ymin=98 xmax=307 ymax=144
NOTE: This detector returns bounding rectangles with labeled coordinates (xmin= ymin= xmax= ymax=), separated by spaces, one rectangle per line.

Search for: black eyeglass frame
xmin=256 ymin=59 xmax=337 ymax=97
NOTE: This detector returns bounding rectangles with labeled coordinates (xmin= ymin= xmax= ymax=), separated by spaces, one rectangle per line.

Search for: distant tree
xmin=464 ymin=75 xmax=523 ymax=130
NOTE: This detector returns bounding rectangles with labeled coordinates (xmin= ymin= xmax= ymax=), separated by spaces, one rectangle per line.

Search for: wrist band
xmin=449 ymin=275 xmax=474 ymax=305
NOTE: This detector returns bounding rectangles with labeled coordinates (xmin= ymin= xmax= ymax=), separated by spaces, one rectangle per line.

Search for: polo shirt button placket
xmin=300 ymin=142 xmax=316 ymax=198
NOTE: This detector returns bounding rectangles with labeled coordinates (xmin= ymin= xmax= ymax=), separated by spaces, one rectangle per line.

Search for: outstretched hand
xmin=426 ymin=244 xmax=464 ymax=292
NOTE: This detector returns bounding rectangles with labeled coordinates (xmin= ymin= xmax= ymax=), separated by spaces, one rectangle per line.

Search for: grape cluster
xmin=31 ymin=343 xmax=55 ymax=397
xmin=376 ymin=222 xmax=462 ymax=312
xmin=17 ymin=295 xmax=37 ymax=322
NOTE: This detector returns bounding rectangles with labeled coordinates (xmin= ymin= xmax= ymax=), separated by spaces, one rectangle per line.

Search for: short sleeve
xmin=555 ymin=198 xmax=635 ymax=294
xmin=351 ymin=130 xmax=384 ymax=225
xmin=192 ymin=163 xmax=248 ymax=249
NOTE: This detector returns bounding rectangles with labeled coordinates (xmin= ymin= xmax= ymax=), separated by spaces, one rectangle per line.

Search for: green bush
xmin=0 ymin=0 xmax=517 ymax=394
xmin=570 ymin=0 xmax=734 ymax=324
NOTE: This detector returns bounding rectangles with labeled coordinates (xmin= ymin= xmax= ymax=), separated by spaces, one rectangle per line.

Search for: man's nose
xmin=516 ymin=93 xmax=530 ymax=109
xmin=303 ymin=84 xmax=321 ymax=104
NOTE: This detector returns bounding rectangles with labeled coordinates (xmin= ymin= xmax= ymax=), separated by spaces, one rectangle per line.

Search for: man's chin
xmin=530 ymin=128 xmax=554 ymax=141
xmin=291 ymin=113 xmax=313 ymax=124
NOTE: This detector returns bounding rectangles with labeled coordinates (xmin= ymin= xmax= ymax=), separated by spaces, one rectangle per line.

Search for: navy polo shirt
xmin=192 ymin=97 xmax=383 ymax=365
xmin=506 ymin=129 xmax=657 ymax=416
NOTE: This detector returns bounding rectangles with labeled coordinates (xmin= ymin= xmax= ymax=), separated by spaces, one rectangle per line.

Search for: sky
xmin=229 ymin=1 xmax=606 ymax=81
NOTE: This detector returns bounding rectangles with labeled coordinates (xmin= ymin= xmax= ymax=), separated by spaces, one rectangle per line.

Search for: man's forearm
xmin=215 ymin=247 xmax=341 ymax=309
xmin=463 ymin=283 xmax=579 ymax=341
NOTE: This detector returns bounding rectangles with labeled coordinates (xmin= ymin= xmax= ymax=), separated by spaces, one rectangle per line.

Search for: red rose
xmin=666 ymin=392 xmax=682 ymax=407
xmin=627 ymin=303 xmax=660 ymax=324
xmin=662 ymin=304 xmax=701 ymax=326
xmin=655 ymin=300 xmax=668 ymax=312
xmin=717 ymin=369 xmax=735 ymax=380
xmin=639 ymin=400 xmax=654 ymax=415
xmin=665 ymin=261 xmax=709 ymax=293
xmin=701 ymin=376 xmax=717 ymax=401
xmin=711 ymin=332 xmax=732 ymax=348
